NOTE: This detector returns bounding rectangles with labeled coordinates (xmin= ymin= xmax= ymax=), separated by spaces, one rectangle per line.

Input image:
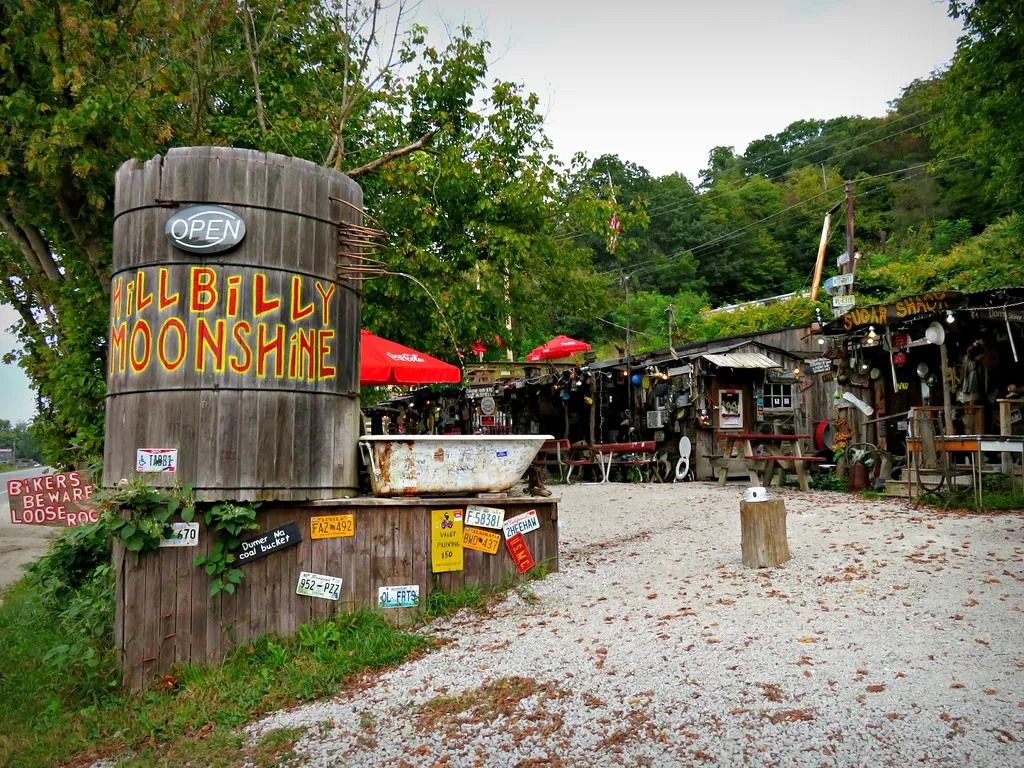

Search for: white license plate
xmin=159 ymin=522 xmax=199 ymax=547
xmin=296 ymin=571 xmax=342 ymax=601
xmin=502 ymin=509 xmax=539 ymax=539
xmin=378 ymin=584 xmax=420 ymax=609
xmin=464 ymin=504 xmax=505 ymax=529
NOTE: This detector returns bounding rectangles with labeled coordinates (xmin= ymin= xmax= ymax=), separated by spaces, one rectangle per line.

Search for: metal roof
xmin=701 ymin=351 xmax=782 ymax=369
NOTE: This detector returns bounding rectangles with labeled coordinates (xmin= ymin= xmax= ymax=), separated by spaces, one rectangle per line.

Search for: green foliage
xmin=96 ymin=477 xmax=195 ymax=553
xmin=18 ymin=525 xmax=119 ymax=703
xmin=0 ymin=418 xmax=41 ymax=462
xmin=934 ymin=0 xmax=1024 ymax=211
xmin=94 ymin=478 xmax=258 ymax=595
xmin=193 ymin=502 xmax=260 ymax=596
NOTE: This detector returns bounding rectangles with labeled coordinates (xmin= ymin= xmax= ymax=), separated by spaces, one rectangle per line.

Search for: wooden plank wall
xmin=116 ymin=498 xmax=558 ymax=691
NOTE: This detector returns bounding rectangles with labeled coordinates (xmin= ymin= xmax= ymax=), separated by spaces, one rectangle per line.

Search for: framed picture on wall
xmin=719 ymin=389 xmax=742 ymax=429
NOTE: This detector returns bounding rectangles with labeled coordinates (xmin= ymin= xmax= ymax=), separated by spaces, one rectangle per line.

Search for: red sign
xmin=504 ymin=532 xmax=535 ymax=574
xmin=6 ymin=470 xmax=98 ymax=527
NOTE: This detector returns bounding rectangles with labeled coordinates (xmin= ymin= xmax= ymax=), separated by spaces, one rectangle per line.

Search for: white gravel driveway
xmin=249 ymin=483 xmax=1024 ymax=767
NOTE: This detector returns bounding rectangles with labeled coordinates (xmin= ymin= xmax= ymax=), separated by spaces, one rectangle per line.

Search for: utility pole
xmin=622 ymin=273 xmax=633 ymax=436
xmin=844 ymin=180 xmax=856 ymax=282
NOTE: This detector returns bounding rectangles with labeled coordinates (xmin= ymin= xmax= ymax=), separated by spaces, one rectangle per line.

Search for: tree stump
xmin=740 ymin=498 xmax=790 ymax=568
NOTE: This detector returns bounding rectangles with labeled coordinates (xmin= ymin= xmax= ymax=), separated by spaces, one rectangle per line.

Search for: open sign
xmin=164 ymin=205 xmax=246 ymax=254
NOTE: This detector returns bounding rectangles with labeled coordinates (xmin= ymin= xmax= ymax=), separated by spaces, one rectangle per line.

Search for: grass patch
xmin=0 ymin=585 xmax=432 ymax=768
xmin=1 ymin=540 xmax=553 ymax=768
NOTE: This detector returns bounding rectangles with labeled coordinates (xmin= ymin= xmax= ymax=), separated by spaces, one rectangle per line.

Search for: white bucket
xmin=743 ymin=486 xmax=769 ymax=503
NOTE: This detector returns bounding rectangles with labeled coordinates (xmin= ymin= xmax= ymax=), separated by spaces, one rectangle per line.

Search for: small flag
xmin=608 ymin=213 xmax=622 ymax=252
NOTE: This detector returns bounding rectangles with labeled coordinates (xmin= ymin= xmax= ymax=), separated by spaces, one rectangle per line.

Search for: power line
xmin=611 ymin=155 xmax=975 ymax=285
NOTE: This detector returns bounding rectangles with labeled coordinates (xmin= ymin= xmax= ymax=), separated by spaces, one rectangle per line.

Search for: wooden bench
xmin=748 ymin=455 xmax=827 ymax=491
xmin=531 ymin=438 xmax=572 ymax=482
xmin=591 ymin=441 xmax=657 ymax=483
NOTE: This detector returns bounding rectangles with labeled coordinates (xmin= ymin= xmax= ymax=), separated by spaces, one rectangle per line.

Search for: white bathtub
xmin=358 ymin=434 xmax=552 ymax=496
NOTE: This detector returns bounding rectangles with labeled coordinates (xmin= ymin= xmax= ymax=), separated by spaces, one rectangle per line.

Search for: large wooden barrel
xmin=104 ymin=148 xmax=362 ymax=500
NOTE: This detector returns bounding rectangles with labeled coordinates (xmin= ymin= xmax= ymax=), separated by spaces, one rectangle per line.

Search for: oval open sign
xmin=164 ymin=205 xmax=246 ymax=254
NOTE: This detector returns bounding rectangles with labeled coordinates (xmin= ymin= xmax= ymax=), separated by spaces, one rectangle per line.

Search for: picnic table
xmin=714 ymin=432 xmax=823 ymax=491
xmin=564 ymin=441 xmax=657 ymax=483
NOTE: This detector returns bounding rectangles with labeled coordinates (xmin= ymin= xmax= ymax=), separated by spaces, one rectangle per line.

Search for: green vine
xmin=97 ymin=478 xmax=259 ymax=596
xmin=96 ymin=477 xmax=195 ymax=553
xmin=194 ymin=502 xmax=260 ymax=596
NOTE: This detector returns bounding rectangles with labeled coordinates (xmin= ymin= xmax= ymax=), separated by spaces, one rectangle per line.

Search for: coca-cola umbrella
xmin=526 ymin=334 xmax=592 ymax=362
xmin=359 ymin=329 xmax=462 ymax=385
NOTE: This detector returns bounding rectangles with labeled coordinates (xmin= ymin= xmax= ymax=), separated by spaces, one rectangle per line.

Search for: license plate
xmin=159 ymin=522 xmax=199 ymax=547
xmin=463 ymin=526 xmax=501 ymax=554
xmin=310 ymin=514 xmax=355 ymax=539
xmin=295 ymin=571 xmax=342 ymax=601
xmin=502 ymin=509 xmax=539 ymax=539
xmin=378 ymin=584 xmax=420 ymax=609
xmin=464 ymin=504 xmax=505 ymax=529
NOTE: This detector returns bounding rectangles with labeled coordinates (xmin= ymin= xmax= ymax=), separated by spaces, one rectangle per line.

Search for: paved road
xmin=0 ymin=467 xmax=61 ymax=592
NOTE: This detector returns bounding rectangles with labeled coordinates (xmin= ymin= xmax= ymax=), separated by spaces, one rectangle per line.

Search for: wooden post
xmin=740 ymin=498 xmax=790 ymax=568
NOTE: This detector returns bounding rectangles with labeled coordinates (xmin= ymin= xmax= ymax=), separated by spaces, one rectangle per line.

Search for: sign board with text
xmin=6 ymin=470 xmax=98 ymax=527
xmin=235 ymin=522 xmax=301 ymax=565
xmin=809 ymin=358 xmax=832 ymax=374
xmin=431 ymin=509 xmax=464 ymax=573
xmin=505 ymin=532 xmax=535 ymax=574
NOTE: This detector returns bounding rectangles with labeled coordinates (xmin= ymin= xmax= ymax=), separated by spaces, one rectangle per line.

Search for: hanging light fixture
xmin=863 ymin=326 xmax=880 ymax=347
xmin=945 ymin=310 xmax=956 ymax=325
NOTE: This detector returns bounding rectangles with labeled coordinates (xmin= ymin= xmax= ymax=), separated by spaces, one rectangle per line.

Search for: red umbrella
xmin=526 ymin=334 xmax=592 ymax=362
xmin=360 ymin=330 xmax=462 ymax=385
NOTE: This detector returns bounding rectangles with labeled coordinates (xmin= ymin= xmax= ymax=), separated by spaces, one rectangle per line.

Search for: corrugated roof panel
xmin=701 ymin=352 xmax=781 ymax=369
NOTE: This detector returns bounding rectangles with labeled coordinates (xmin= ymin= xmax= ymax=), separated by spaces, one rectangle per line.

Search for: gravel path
xmin=248 ymin=483 xmax=1024 ymax=767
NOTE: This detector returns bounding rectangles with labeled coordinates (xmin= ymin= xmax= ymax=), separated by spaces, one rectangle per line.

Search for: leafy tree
xmin=933 ymin=0 xmax=1024 ymax=213
xmin=0 ymin=1 xmax=612 ymax=465
xmin=0 ymin=419 xmax=41 ymax=463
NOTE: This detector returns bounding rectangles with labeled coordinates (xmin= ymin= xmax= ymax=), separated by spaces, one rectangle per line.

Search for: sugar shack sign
xmin=824 ymin=291 xmax=964 ymax=334
xmin=431 ymin=509 xmax=463 ymax=573
xmin=7 ymin=470 xmax=97 ymax=526
xmin=236 ymin=522 xmax=301 ymax=564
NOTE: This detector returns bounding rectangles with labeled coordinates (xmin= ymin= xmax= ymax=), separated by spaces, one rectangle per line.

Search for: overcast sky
xmin=417 ymin=0 xmax=963 ymax=180
xmin=0 ymin=0 xmax=963 ymax=425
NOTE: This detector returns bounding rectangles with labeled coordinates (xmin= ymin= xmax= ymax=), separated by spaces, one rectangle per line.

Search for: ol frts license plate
xmin=295 ymin=571 xmax=342 ymax=601
xmin=378 ymin=584 xmax=420 ymax=609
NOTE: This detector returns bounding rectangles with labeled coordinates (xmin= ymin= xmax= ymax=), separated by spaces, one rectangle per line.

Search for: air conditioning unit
xmin=646 ymin=410 xmax=669 ymax=429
